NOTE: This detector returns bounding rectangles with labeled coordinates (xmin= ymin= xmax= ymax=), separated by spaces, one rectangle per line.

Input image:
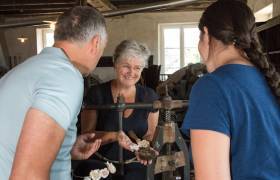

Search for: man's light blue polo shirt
xmin=0 ymin=47 xmax=84 ymax=179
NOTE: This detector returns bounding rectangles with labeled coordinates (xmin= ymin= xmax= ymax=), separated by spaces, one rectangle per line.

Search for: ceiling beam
xmin=0 ymin=21 xmax=49 ymax=28
xmin=0 ymin=9 xmax=69 ymax=15
xmin=87 ymin=0 xmax=116 ymax=11
xmin=0 ymin=7 xmax=71 ymax=12
xmin=103 ymin=0 xmax=201 ymax=17
xmin=115 ymin=0 xmax=213 ymax=11
xmin=0 ymin=0 xmax=214 ymax=28
xmin=0 ymin=2 xmax=77 ymax=7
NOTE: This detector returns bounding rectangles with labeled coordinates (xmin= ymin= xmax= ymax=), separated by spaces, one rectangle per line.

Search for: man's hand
xmin=71 ymin=133 xmax=101 ymax=160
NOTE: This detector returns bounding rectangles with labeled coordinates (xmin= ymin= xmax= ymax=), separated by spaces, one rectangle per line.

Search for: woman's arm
xmin=190 ymin=129 xmax=231 ymax=180
xmin=81 ymin=109 xmax=118 ymax=145
xmin=81 ymin=109 xmax=97 ymax=133
xmin=143 ymin=111 xmax=159 ymax=141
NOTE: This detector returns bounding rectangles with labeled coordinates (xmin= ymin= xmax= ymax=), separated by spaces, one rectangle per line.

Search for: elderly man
xmin=0 ymin=6 xmax=107 ymax=180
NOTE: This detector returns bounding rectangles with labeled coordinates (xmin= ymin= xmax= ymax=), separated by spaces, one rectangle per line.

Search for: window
xmin=36 ymin=28 xmax=54 ymax=54
xmin=159 ymin=23 xmax=201 ymax=75
xmin=254 ymin=3 xmax=273 ymax=22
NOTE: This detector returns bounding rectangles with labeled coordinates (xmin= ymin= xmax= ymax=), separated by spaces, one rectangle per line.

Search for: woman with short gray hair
xmin=113 ymin=40 xmax=150 ymax=67
xmin=79 ymin=40 xmax=159 ymax=180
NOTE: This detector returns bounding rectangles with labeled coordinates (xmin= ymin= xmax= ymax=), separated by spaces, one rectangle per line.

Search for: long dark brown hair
xmin=199 ymin=0 xmax=280 ymax=102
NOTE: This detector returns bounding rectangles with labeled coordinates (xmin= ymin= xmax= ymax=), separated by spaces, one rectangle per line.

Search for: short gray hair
xmin=54 ymin=6 xmax=107 ymax=46
xmin=113 ymin=40 xmax=151 ymax=66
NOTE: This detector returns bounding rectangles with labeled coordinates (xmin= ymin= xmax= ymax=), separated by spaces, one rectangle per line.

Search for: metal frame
xmin=85 ymin=95 xmax=190 ymax=180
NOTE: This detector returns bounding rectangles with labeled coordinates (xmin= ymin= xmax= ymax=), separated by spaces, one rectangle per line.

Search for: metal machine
xmin=85 ymin=88 xmax=190 ymax=180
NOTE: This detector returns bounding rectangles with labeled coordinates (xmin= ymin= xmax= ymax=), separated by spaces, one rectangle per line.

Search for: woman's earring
xmin=232 ymin=37 xmax=238 ymax=47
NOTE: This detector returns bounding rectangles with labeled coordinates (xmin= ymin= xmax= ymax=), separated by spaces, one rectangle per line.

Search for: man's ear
xmin=89 ymin=35 xmax=100 ymax=55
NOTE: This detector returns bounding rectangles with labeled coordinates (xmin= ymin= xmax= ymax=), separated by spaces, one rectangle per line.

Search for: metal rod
xmin=85 ymin=100 xmax=188 ymax=110
xmin=116 ymin=95 xmax=125 ymax=176
xmin=267 ymin=50 xmax=280 ymax=55
xmin=0 ymin=8 xmax=71 ymax=11
xmin=4 ymin=12 xmax=63 ymax=17
xmin=86 ymin=103 xmax=153 ymax=110
xmin=163 ymin=109 xmax=173 ymax=180
xmin=0 ymin=14 xmax=59 ymax=28
xmin=0 ymin=21 xmax=48 ymax=28
xmin=0 ymin=2 xmax=77 ymax=7
xmin=103 ymin=0 xmax=198 ymax=17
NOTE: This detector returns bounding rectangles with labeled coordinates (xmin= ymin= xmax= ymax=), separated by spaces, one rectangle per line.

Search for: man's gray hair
xmin=54 ymin=6 xmax=107 ymax=46
xmin=113 ymin=40 xmax=151 ymax=66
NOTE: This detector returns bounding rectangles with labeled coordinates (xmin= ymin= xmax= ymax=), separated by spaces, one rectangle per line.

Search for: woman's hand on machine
xmin=71 ymin=133 xmax=102 ymax=160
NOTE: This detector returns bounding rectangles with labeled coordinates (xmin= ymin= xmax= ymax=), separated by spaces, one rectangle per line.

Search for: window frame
xmin=36 ymin=28 xmax=54 ymax=54
xmin=158 ymin=23 xmax=200 ymax=74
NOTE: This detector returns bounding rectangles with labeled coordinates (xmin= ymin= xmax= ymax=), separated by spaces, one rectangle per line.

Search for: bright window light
xmin=159 ymin=23 xmax=201 ymax=75
xmin=254 ymin=3 xmax=273 ymax=22
xmin=36 ymin=28 xmax=54 ymax=54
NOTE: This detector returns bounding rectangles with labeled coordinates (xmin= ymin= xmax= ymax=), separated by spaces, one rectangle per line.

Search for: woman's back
xmin=183 ymin=64 xmax=280 ymax=179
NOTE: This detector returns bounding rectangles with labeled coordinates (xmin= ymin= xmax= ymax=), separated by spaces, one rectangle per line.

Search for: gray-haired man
xmin=0 ymin=6 xmax=107 ymax=180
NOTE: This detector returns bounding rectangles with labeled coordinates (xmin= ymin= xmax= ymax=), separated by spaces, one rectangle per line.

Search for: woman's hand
xmin=117 ymin=131 xmax=136 ymax=151
xmin=135 ymin=147 xmax=159 ymax=165
xmin=117 ymin=131 xmax=159 ymax=165
xmin=71 ymin=133 xmax=102 ymax=160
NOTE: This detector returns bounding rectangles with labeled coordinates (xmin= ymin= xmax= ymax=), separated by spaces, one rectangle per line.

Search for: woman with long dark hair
xmin=181 ymin=0 xmax=280 ymax=179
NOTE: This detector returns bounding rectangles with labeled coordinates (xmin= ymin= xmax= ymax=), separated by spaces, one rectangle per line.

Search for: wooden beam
xmin=0 ymin=2 xmax=77 ymax=7
xmin=256 ymin=15 xmax=280 ymax=32
xmin=87 ymin=0 xmax=116 ymax=11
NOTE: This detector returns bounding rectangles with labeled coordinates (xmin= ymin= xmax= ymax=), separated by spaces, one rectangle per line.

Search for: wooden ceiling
xmin=0 ymin=0 xmax=215 ymax=18
xmin=0 ymin=0 xmax=217 ymax=28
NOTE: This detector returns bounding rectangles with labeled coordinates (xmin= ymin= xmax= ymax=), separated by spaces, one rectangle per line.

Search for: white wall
xmin=104 ymin=11 xmax=203 ymax=65
xmin=273 ymin=0 xmax=280 ymax=17
xmin=3 ymin=11 xmax=202 ymax=81
xmin=5 ymin=3 xmax=276 ymax=81
xmin=3 ymin=0 xmax=278 ymax=66
xmin=4 ymin=26 xmax=37 ymax=65
xmin=248 ymin=0 xmax=272 ymax=12
xmin=4 ymin=11 xmax=202 ymax=67
xmin=93 ymin=11 xmax=203 ymax=81
xmin=103 ymin=1 xmax=278 ymax=65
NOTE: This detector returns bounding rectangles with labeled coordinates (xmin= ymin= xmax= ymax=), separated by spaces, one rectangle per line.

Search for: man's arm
xmin=191 ymin=129 xmax=231 ymax=180
xmin=10 ymin=108 xmax=65 ymax=180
